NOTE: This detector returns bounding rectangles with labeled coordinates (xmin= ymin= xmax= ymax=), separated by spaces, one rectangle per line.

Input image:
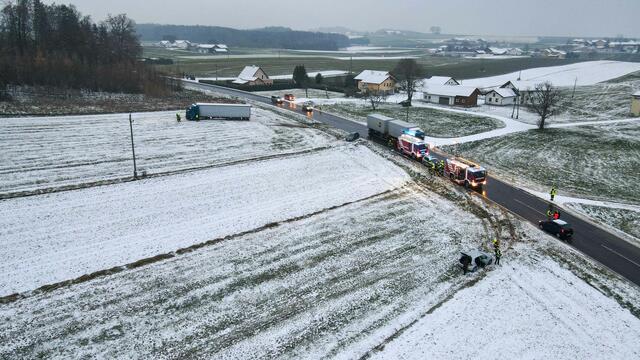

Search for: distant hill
xmin=136 ymin=24 xmax=350 ymax=50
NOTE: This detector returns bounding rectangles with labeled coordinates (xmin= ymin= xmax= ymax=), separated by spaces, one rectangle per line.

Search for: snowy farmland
xmin=0 ymin=107 xmax=335 ymax=195
xmin=0 ymin=145 xmax=409 ymax=297
xmin=461 ymin=60 xmax=640 ymax=88
xmin=0 ymin=186 xmax=488 ymax=358
xmin=371 ymin=236 xmax=640 ymax=360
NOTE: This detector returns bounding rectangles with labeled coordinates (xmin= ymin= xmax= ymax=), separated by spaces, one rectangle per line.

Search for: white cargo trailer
xmin=186 ymin=103 xmax=251 ymax=120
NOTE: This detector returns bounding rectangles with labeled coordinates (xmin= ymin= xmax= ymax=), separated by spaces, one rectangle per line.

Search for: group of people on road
xmin=426 ymin=158 xmax=445 ymax=176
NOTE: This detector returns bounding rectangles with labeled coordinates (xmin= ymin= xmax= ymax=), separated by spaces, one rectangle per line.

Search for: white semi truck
xmin=366 ymin=114 xmax=425 ymax=142
xmin=186 ymin=103 xmax=252 ymax=120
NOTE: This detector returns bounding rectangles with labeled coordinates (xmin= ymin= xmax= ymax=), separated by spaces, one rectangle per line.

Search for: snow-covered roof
xmin=198 ymin=44 xmax=217 ymax=49
xmin=488 ymin=47 xmax=508 ymax=55
xmin=214 ymin=48 xmax=228 ymax=52
xmin=488 ymin=88 xmax=517 ymax=98
xmin=354 ymin=70 xmax=393 ymax=84
xmin=237 ymin=66 xmax=262 ymax=81
xmin=424 ymin=85 xmax=478 ymax=97
xmin=217 ymin=44 xmax=228 ymax=49
xmin=232 ymin=78 xmax=250 ymax=85
xmin=501 ymin=80 xmax=537 ymax=91
xmin=423 ymin=76 xmax=458 ymax=86
xmin=174 ymin=40 xmax=190 ymax=44
xmin=633 ymin=91 xmax=640 ymax=97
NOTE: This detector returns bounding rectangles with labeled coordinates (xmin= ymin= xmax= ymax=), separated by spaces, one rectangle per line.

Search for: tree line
xmin=0 ymin=0 xmax=167 ymax=95
xmin=136 ymin=24 xmax=350 ymax=50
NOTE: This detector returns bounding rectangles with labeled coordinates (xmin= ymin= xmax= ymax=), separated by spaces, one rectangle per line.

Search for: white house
xmin=423 ymin=76 xmax=460 ymax=86
xmin=485 ymin=88 xmax=517 ymax=106
xmin=197 ymin=44 xmax=217 ymax=54
xmin=232 ymin=65 xmax=273 ymax=86
xmin=423 ymin=85 xmax=480 ymax=107
xmin=173 ymin=40 xmax=191 ymax=49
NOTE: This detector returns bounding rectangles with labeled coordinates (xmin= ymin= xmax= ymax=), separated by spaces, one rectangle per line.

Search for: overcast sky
xmin=46 ymin=0 xmax=640 ymax=38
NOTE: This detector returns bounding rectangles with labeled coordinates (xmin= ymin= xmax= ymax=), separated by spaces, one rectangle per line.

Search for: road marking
xmin=513 ymin=198 xmax=546 ymax=217
xmin=601 ymin=244 xmax=640 ymax=268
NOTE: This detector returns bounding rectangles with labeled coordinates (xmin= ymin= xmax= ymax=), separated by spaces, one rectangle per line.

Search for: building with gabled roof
xmin=423 ymin=76 xmax=460 ymax=86
xmin=232 ymin=65 xmax=273 ymax=86
xmin=485 ymin=88 xmax=517 ymax=106
xmin=354 ymin=70 xmax=396 ymax=94
xmin=423 ymin=85 xmax=480 ymax=107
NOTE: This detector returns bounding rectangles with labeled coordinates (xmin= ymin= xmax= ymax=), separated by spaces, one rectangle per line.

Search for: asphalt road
xmin=185 ymin=80 xmax=640 ymax=287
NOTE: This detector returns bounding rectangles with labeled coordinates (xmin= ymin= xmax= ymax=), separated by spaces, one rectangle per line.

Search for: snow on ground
xmin=372 ymin=240 xmax=640 ymax=360
xmin=464 ymin=54 xmax=529 ymax=60
xmin=288 ymin=47 xmax=413 ymax=54
xmin=198 ymin=70 xmax=348 ymax=82
xmin=0 ymin=186 xmax=487 ymax=358
xmin=0 ymin=107 xmax=335 ymax=194
xmin=460 ymin=60 xmax=640 ymax=88
xmin=0 ymin=145 xmax=409 ymax=296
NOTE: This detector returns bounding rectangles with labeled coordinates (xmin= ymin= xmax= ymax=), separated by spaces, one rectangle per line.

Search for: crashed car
xmin=345 ymin=132 xmax=360 ymax=142
xmin=459 ymin=249 xmax=493 ymax=273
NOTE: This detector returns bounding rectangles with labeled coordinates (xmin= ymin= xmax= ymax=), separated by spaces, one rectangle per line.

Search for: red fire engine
xmin=396 ymin=134 xmax=429 ymax=159
xmin=445 ymin=157 xmax=487 ymax=189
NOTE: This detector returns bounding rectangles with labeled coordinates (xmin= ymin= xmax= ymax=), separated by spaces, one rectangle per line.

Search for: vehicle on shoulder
xmin=459 ymin=249 xmax=493 ymax=273
xmin=445 ymin=157 xmax=487 ymax=189
xmin=271 ymin=95 xmax=283 ymax=104
xmin=345 ymin=132 xmax=360 ymax=142
xmin=396 ymin=134 xmax=428 ymax=159
xmin=301 ymin=101 xmax=314 ymax=112
xmin=538 ymin=219 xmax=574 ymax=240
xmin=422 ymin=154 xmax=438 ymax=166
xmin=283 ymin=93 xmax=295 ymax=101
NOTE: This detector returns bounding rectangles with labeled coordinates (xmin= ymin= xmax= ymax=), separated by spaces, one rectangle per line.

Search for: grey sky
xmin=47 ymin=0 xmax=640 ymax=38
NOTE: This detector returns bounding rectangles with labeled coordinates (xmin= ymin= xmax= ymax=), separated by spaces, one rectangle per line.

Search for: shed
xmin=423 ymin=85 xmax=480 ymax=107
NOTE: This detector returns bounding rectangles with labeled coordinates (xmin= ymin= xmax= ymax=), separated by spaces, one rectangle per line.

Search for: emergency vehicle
xmin=445 ymin=157 xmax=487 ymax=189
xmin=396 ymin=134 xmax=428 ymax=159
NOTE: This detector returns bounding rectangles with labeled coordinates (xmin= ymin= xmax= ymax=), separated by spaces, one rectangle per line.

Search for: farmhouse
xmin=232 ymin=65 xmax=273 ymax=86
xmin=423 ymin=85 xmax=480 ymax=107
xmin=423 ymin=76 xmax=460 ymax=86
xmin=354 ymin=70 xmax=396 ymax=94
xmin=632 ymin=91 xmax=640 ymax=116
xmin=501 ymin=80 xmax=537 ymax=103
xmin=485 ymin=88 xmax=517 ymax=106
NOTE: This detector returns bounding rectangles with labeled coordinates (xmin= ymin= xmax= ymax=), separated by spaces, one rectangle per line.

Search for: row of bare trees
xmin=0 ymin=0 xmax=167 ymax=95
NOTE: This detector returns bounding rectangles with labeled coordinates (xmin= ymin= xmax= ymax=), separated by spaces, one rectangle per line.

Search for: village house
xmin=196 ymin=44 xmax=229 ymax=54
xmin=232 ymin=65 xmax=273 ymax=86
xmin=631 ymin=91 xmax=640 ymax=117
xmin=485 ymin=88 xmax=518 ymax=106
xmin=354 ymin=70 xmax=397 ymax=95
xmin=423 ymin=76 xmax=460 ymax=86
xmin=500 ymin=80 xmax=537 ymax=104
xmin=423 ymin=85 xmax=480 ymax=107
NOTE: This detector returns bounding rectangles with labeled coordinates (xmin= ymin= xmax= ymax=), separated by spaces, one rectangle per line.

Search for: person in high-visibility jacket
xmin=176 ymin=113 xmax=181 ymax=122
xmin=546 ymin=209 xmax=553 ymax=219
xmin=495 ymin=248 xmax=502 ymax=265
xmin=550 ymin=186 xmax=557 ymax=201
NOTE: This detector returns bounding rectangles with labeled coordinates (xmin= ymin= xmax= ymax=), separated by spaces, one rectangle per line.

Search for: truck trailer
xmin=367 ymin=114 xmax=426 ymax=142
xmin=186 ymin=103 xmax=252 ymax=120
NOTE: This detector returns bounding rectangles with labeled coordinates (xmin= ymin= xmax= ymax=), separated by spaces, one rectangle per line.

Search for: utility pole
xmin=349 ymin=56 xmax=353 ymax=74
xmin=129 ymin=113 xmax=138 ymax=179
xmin=406 ymin=105 xmax=409 ymax=121
xmin=571 ymin=76 xmax=577 ymax=100
xmin=216 ymin=64 xmax=218 ymax=81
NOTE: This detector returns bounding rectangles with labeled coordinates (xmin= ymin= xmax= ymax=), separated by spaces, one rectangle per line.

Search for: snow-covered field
xmin=0 ymin=185 xmax=488 ymax=358
xmin=567 ymin=202 xmax=640 ymax=242
xmin=461 ymin=60 xmax=640 ymax=88
xmin=372 ymin=239 xmax=640 ymax=359
xmin=0 ymin=145 xmax=408 ymax=297
xmin=0 ymin=108 xmax=335 ymax=195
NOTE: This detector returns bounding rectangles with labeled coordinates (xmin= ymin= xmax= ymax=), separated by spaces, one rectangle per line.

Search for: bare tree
xmin=527 ymin=81 xmax=563 ymax=130
xmin=392 ymin=58 xmax=424 ymax=106
xmin=362 ymin=89 xmax=387 ymax=110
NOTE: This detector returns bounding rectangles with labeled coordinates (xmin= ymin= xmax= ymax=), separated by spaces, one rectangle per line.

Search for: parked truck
xmin=367 ymin=114 xmax=426 ymax=143
xmin=186 ymin=103 xmax=252 ymax=120
xmin=445 ymin=157 xmax=487 ymax=189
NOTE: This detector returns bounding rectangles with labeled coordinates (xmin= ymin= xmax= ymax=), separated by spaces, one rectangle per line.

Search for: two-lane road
xmin=185 ymin=80 xmax=640 ymax=287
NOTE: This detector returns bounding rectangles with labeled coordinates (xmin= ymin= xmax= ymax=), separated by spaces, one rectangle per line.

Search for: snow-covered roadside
xmin=0 ymin=145 xmax=409 ymax=296
xmin=371 ymin=241 xmax=640 ymax=360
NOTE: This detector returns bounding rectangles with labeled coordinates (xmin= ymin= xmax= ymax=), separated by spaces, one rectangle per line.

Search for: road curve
xmin=185 ymin=80 xmax=640 ymax=287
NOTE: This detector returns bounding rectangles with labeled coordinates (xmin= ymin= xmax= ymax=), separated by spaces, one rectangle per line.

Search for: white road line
xmin=601 ymin=244 xmax=640 ymax=268
xmin=513 ymin=198 xmax=546 ymax=217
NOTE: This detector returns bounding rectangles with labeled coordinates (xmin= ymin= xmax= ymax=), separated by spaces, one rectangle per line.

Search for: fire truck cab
xmin=396 ymin=134 xmax=428 ymax=159
xmin=445 ymin=157 xmax=487 ymax=189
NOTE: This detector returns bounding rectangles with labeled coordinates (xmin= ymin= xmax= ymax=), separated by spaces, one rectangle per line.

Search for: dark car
xmin=422 ymin=154 xmax=438 ymax=167
xmin=271 ymin=95 xmax=283 ymax=104
xmin=301 ymin=102 xmax=314 ymax=113
xmin=345 ymin=132 xmax=360 ymax=142
xmin=459 ymin=250 xmax=493 ymax=273
xmin=538 ymin=219 xmax=574 ymax=240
